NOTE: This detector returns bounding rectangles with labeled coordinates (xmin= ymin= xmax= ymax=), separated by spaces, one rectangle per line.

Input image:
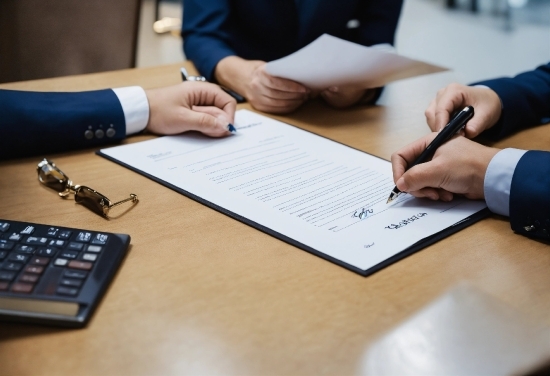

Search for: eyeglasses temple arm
xmin=108 ymin=194 xmax=139 ymax=208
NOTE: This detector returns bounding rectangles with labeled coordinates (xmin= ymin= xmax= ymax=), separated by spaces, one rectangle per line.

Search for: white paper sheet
xmin=100 ymin=110 xmax=486 ymax=273
xmin=265 ymin=34 xmax=447 ymax=90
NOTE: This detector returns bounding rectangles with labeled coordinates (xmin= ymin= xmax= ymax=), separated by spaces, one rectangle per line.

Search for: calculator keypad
xmin=0 ymin=221 xmax=107 ymax=296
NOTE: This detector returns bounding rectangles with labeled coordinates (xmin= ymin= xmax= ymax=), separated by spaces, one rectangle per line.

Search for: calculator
xmin=0 ymin=219 xmax=130 ymax=327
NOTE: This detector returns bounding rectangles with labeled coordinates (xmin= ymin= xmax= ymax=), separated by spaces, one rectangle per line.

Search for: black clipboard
xmin=97 ymin=121 xmax=489 ymax=277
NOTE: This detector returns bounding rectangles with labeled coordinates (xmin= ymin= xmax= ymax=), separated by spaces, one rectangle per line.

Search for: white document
xmin=100 ymin=110 xmax=486 ymax=274
xmin=265 ymin=34 xmax=447 ymax=90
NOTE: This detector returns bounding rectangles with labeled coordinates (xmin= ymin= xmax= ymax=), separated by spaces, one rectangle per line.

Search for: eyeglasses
xmin=37 ymin=159 xmax=138 ymax=217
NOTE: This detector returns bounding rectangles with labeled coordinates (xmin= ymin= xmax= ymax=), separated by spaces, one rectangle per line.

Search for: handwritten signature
xmin=385 ymin=213 xmax=428 ymax=230
xmin=353 ymin=207 xmax=374 ymax=220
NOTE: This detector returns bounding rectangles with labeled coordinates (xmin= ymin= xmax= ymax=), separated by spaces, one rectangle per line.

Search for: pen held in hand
xmin=386 ymin=106 xmax=475 ymax=204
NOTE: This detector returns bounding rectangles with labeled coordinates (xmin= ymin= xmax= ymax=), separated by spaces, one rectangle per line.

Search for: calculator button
xmin=92 ymin=233 xmax=109 ymax=245
xmin=82 ymin=253 xmax=97 ymax=262
xmin=68 ymin=242 xmax=84 ymax=251
xmin=48 ymin=239 xmax=65 ymax=248
xmin=3 ymin=262 xmax=23 ymax=271
xmin=68 ymin=260 xmax=93 ymax=270
xmin=64 ymin=270 xmax=87 ymax=279
xmin=20 ymin=274 xmax=39 ymax=283
xmin=60 ymin=251 xmax=79 ymax=259
xmin=56 ymin=286 xmax=79 ymax=296
xmin=24 ymin=236 xmax=48 ymax=245
xmin=29 ymin=257 xmax=50 ymax=266
xmin=11 ymin=282 xmax=34 ymax=294
xmin=0 ymin=240 xmax=15 ymax=250
xmin=24 ymin=265 xmax=44 ymax=274
xmin=87 ymin=245 xmax=102 ymax=253
xmin=20 ymin=226 xmax=35 ymax=235
xmin=47 ymin=227 xmax=59 ymax=236
xmin=0 ymin=222 xmax=10 ymax=232
xmin=0 ymin=251 xmax=7 ymax=260
xmin=76 ymin=232 xmax=92 ymax=242
xmin=54 ymin=258 xmax=69 ymax=267
xmin=60 ymin=279 xmax=82 ymax=288
xmin=9 ymin=254 xmax=29 ymax=263
xmin=37 ymin=248 xmax=57 ymax=257
xmin=8 ymin=233 xmax=22 ymax=241
xmin=0 ymin=282 xmax=8 ymax=291
xmin=0 ymin=271 xmax=16 ymax=281
xmin=58 ymin=230 xmax=72 ymax=239
xmin=14 ymin=245 xmax=35 ymax=254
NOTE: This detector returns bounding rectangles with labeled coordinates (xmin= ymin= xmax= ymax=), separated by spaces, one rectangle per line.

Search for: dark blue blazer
xmin=0 ymin=89 xmax=126 ymax=160
xmin=478 ymin=63 xmax=550 ymax=239
xmin=182 ymin=0 xmax=404 ymax=81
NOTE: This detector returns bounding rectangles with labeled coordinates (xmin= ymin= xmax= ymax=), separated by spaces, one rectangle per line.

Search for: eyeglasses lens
xmin=75 ymin=187 xmax=110 ymax=216
xmin=38 ymin=163 xmax=68 ymax=192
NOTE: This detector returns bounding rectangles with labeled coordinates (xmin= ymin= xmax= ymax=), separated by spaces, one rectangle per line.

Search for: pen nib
xmin=386 ymin=191 xmax=399 ymax=204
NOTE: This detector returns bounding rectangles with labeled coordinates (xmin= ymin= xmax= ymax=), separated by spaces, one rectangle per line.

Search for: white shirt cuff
xmin=112 ymin=86 xmax=149 ymax=135
xmin=484 ymin=148 xmax=527 ymax=217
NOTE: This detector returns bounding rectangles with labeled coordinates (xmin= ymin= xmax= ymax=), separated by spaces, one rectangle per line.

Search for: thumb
xmin=463 ymin=116 xmax=488 ymax=138
xmin=184 ymin=110 xmax=233 ymax=138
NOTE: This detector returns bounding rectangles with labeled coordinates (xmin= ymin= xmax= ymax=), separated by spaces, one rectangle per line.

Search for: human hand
xmin=145 ymin=81 xmax=236 ymax=137
xmin=425 ymin=83 xmax=502 ymax=138
xmin=391 ymin=133 xmax=500 ymax=201
xmin=215 ymin=56 xmax=309 ymax=114
xmin=320 ymin=87 xmax=375 ymax=109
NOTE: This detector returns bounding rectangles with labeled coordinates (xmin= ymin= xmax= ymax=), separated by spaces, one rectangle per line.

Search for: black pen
xmin=386 ymin=105 xmax=475 ymax=204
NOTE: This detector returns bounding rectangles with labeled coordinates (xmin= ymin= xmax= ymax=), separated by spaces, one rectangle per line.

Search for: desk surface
xmin=1 ymin=63 xmax=549 ymax=375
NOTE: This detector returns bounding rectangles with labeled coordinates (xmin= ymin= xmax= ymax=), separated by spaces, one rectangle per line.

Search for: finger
xmin=438 ymin=188 xmax=454 ymax=202
xmin=259 ymin=69 xmax=309 ymax=94
xmin=259 ymin=86 xmax=309 ymax=100
xmin=425 ymin=99 xmax=437 ymax=131
xmin=252 ymin=99 xmax=305 ymax=114
xmin=181 ymin=110 xmax=232 ymax=137
xmin=186 ymin=82 xmax=237 ymax=123
xmin=433 ymin=85 xmax=467 ymax=131
xmin=192 ymin=105 xmax=231 ymax=123
xmin=396 ymin=160 xmax=445 ymax=193
xmin=463 ymin=117 xmax=489 ymax=139
xmin=391 ymin=133 xmax=439 ymax=182
xmin=249 ymin=95 xmax=306 ymax=113
xmin=320 ymin=88 xmax=365 ymax=109
xmin=407 ymin=187 xmax=441 ymax=201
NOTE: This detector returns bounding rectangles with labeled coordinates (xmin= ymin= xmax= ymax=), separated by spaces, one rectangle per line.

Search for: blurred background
xmin=1 ymin=0 xmax=549 ymax=84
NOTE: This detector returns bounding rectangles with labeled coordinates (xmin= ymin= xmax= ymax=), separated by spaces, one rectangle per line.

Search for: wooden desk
xmin=1 ymin=63 xmax=549 ymax=375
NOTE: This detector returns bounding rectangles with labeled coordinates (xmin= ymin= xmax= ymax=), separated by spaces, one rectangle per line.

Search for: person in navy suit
xmin=182 ymin=0 xmax=403 ymax=113
xmin=0 ymin=82 xmax=237 ymax=160
xmin=391 ymin=62 xmax=550 ymax=240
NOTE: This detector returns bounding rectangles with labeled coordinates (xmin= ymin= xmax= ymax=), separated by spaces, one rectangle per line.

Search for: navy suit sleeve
xmin=182 ymin=0 xmax=236 ymax=81
xmin=476 ymin=63 xmax=550 ymax=140
xmin=510 ymin=150 xmax=550 ymax=241
xmin=0 ymin=89 xmax=126 ymax=160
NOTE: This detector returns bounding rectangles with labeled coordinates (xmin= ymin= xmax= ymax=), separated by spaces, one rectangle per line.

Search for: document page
xmin=266 ymin=34 xmax=447 ymax=90
xmin=99 ymin=110 xmax=486 ymax=274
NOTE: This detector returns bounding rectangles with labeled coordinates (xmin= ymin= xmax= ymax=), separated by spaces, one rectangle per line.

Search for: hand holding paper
xmin=266 ymin=34 xmax=447 ymax=91
xmin=215 ymin=56 xmax=310 ymax=114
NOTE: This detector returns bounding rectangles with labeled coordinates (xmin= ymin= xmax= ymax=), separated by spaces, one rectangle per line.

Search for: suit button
xmin=524 ymin=225 xmax=536 ymax=232
xmin=84 ymin=130 xmax=94 ymax=139
xmin=95 ymin=129 xmax=104 ymax=139
xmin=106 ymin=128 xmax=116 ymax=138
